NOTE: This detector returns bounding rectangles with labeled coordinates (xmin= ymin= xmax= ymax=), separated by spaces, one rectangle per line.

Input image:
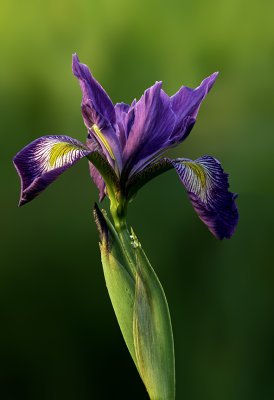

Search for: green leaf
xmin=133 ymin=234 xmax=175 ymax=400
xmin=93 ymin=204 xmax=139 ymax=370
xmin=100 ymin=250 xmax=139 ymax=370
xmin=94 ymin=206 xmax=175 ymax=399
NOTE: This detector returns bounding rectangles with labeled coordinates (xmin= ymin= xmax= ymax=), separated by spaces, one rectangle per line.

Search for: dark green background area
xmin=1 ymin=0 xmax=274 ymax=399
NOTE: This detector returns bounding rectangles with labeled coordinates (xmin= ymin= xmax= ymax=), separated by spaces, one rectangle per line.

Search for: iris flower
xmin=13 ymin=54 xmax=238 ymax=239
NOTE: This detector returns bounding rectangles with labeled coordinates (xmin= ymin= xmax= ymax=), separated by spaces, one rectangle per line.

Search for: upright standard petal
xmin=73 ymin=54 xmax=122 ymax=171
xmin=170 ymin=156 xmax=238 ymax=239
xmin=13 ymin=135 xmax=91 ymax=206
xmin=115 ymin=101 xmax=136 ymax=150
xmin=170 ymin=72 xmax=218 ymax=143
xmin=122 ymin=82 xmax=175 ymax=177
xmin=72 ymin=54 xmax=116 ymax=126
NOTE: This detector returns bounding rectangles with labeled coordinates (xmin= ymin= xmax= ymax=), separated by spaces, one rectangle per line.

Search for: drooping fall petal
xmin=13 ymin=135 xmax=91 ymax=206
xmin=170 ymin=156 xmax=238 ymax=239
xmin=125 ymin=155 xmax=238 ymax=239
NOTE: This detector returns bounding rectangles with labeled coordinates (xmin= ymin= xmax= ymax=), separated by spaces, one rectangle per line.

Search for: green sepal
xmin=132 ymin=230 xmax=175 ymax=400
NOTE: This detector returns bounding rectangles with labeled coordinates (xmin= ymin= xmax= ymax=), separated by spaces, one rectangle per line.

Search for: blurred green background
xmin=1 ymin=0 xmax=274 ymax=399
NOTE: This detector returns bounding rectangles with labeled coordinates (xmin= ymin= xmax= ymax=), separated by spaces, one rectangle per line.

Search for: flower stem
xmin=110 ymin=200 xmax=138 ymax=279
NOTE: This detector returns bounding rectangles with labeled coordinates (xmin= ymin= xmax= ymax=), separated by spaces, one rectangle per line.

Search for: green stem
xmin=110 ymin=196 xmax=128 ymax=232
xmin=109 ymin=198 xmax=138 ymax=279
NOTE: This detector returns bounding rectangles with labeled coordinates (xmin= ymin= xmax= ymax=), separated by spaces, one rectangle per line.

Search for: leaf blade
xmin=133 ymin=243 xmax=175 ymax=400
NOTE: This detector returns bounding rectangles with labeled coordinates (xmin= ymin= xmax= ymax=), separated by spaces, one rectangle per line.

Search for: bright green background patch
xmin=1 ymin=0 xmax=274 ymax=399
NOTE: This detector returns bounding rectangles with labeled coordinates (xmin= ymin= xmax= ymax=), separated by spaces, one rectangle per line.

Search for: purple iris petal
xmin=73 ymin=54 xmax=122 ymax=170
xmin=170 ymin=72 xmax=218 ymax=142
xmin=81 ymin=100 xmax=110 ymax=131
xmin=115 ymin=102 xmax=131 ymax=117
xmin=169 ymin=155 xmax=238 ymax=239
xmin=14 ymin=55 xmax=238 ymax=239
xmin=89 ymin=163 xmax=106 ymax=202
xmin=13 ymin=135 xmax=91 ymax=206
xmin=115 ymin=101 xmax=136 ymax=150
xmin=72 ymin=54 xmax=116 ymax=126
xmin=122 ymin=82 xmax=176 ymax=177
xmin=114 ymin=102 xmax=130 ymax=149
xmin=86 ymin=131 xmax=106 ymax=201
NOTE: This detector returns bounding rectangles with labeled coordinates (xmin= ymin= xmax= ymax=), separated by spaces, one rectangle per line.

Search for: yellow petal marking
xmin=92 ymin=124 xmax=115 ymax=160
xmin=183 ymin=162 xmax=206 ymax=188
xmin=49 ymin=142 xmax=82 ymax=167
